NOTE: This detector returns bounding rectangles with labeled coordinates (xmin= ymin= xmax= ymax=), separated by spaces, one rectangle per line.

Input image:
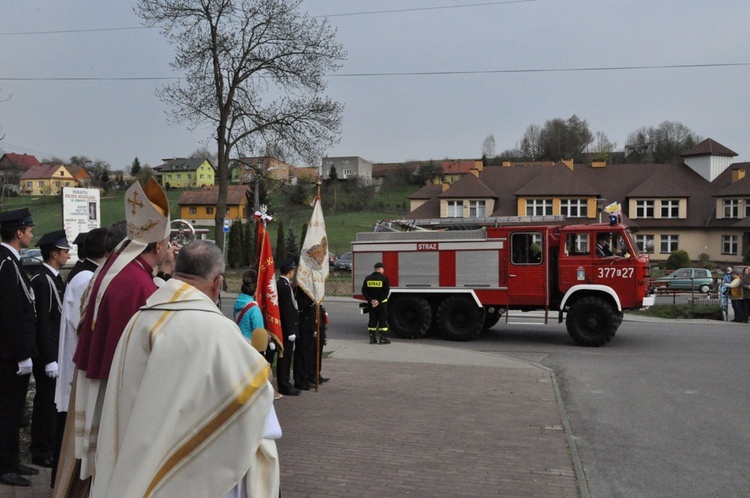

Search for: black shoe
xmin=379 ymin=337 xmax=391 ymax=344
xmin=279 ymin=387 xmax=301 ymax=396
xmin=294 ymin=383 xmax=311 ymax=391
xmin=318 ymin=376 xmax=329 ymax=383
xmin=0 ymin=472 xmax=31 ymax=487
xmin=16 ymin=463 xmax=40 ymax=475
xmin=369 ymin=336 xmax=377 ymax=344
xmin=30 ymin=456 xmax=53 ymax=468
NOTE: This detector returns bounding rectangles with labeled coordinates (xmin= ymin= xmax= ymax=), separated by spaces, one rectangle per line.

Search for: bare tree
xmin=481 ymin=134 xmax=496 ymax=159
xmin=136 ymin=0 xmax=345 ymax=247
xmin=625 ymin=121 xmax=702 ymax=163
xmin=520 ymin=125 xmax=543 ymax=160
xmin=591 ymin=131 xmax=617 ymax=162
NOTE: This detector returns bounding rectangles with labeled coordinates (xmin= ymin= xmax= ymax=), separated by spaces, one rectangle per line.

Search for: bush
xmin=666 ymin=250 xmax=691 ymax=270
xmin=697 ymin=253 xmax=712 ymax=269
xmin=633 ymin=304 xmax=722 ymax=320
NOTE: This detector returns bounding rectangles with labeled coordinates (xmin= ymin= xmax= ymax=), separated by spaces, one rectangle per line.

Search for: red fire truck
xmin=351 ymin=218 xmax=655 ymax=347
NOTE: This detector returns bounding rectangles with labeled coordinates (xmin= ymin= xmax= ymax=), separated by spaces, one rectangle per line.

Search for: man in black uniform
xmin=276 ymin=258 xmax=301 ymax=396
xmin=0 ymin=208 xmax=40 ymax=487
xmin=29 ymin=230 xmax=70 ymax=469
xmin=65 ymin=232 xmax=88 ymax=284
xmin=362 ymin=262 xmax=391 ymax=344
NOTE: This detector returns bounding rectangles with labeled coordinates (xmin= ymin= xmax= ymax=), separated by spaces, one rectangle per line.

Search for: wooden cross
xmin=128 ymin=191 xmax=144 ymax=215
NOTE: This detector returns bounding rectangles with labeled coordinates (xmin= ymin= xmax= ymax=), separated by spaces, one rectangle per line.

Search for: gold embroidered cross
xmin=128 ymin=191 xmax=144 ymax=215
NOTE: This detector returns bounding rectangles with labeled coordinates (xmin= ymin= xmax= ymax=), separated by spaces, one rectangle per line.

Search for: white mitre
xmin=90 ymin=178 xmax=171 ymax=328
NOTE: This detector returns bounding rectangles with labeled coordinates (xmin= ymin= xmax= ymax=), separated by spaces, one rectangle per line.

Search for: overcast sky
xmin=2 ymin=0 xmax=749 ymax=170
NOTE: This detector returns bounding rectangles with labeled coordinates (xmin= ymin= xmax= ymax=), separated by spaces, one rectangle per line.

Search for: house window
xmin=447 ymin=200 xmax=462 ymax=217
xmin=660 ymin=234 xmax=679 ymax=253
xmin=635 ymin=200 xmax=654 ymax=218
xmin=526 ymin=199 xmax=552 ymax=216
xmin=660 ymin=200 xmax=679 ymax=218
xmin=26 ymin=181 xmax=32 ymax=188
xmin=745 ymin=200 xmax=750 ymax=218
xmin=560 ymin=199 xmax=588 ymax=218
xmin=189 ymin=207 xmax=197 ymax=215
xmin=65 ymin=182 xmax=70 ymax=186
xmin=343 ymin=169 xmax=352 ymax=177
xmin=177 ymin=174 xmax=182 ymax=180
xmin=722 ymin=235 xmax=738 ymax=255
xmin=206 ymin=207 xmax=214 ymax=215
xmin=723 ymin=199 xmax=739 ymax=218
xmin=55 ymin=181 xmax=61 ymax=187
xmin=469 ymin=200 xmax=485 ymax=218
xmin=635 ymin=234 xmax=654 ymax=252
xmin=200 ymin=174 xmax=204 ymax=179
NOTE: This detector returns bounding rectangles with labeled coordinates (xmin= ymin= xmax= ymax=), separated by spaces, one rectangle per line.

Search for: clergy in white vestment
xmin=92 ymin=240 xmax=279 ymax=498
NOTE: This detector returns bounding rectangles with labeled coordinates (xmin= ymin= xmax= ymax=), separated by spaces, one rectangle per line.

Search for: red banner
xmin=255 ymin=225 xmax=284 ymax=352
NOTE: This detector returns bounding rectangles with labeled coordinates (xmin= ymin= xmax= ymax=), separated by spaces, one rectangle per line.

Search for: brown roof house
xmin=404 ymin=138 xmax=750 ymax=264
xmin=177 ymin=185 xmax=251 ymax=227
xmin=19 ymin=164 xmax=86 ymax=195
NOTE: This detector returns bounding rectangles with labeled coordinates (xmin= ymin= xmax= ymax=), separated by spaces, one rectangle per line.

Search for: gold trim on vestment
xmin=144 ymin=363 xmax=270 ymax=497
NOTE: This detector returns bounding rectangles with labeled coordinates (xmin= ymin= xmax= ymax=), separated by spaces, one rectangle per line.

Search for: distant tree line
xmin=485 ymin=117 xmax=702 ymax=165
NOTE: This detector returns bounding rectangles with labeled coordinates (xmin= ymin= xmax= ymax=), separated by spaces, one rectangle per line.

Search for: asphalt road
xmin=318 ymin=298 xmax=750 ymax=498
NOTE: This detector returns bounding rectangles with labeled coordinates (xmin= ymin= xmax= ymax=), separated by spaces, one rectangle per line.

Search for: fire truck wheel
xmin=388 ymin=296 xmax=433 ymax=339
xmin=565 ymin=296 xmax=618 ymax=347
xmin=437 ymin=296 xmax=484 ymax=341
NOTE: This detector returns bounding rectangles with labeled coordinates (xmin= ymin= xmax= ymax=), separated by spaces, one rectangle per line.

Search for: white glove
xmin=313 ymin=331 xmax=317 ymax=338
xmin=16 ymin=358 xmax=33 ymax=376
xmin=288 ymin=334 xmax=296 ymax=343
xmin=45 ymin=361 xmax=59 ymax=379
xmin=268 ymin=342 xmax=276 ymax=351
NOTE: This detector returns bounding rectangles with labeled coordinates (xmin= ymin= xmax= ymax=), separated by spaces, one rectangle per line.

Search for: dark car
xmin=19 ymin=248 xmax=43 ymax=276
xmin=333 ymin=251 xmax=352 ymax=271
xmin=650 ymin=268 xmax=714 ymax=293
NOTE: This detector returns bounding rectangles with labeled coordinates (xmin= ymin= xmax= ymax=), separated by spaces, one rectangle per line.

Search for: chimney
xmin=442 ymin=182 xmax=450 ymax=192
xmin=591 ymin=160 xmax=607 ymax=168
xmin=469 ymin=168 xmax=480 ymax=178
xmin=561 ymin=159 xmax=574 ymax=171
xmin=732 ymin=168 xmax=745 ymax=183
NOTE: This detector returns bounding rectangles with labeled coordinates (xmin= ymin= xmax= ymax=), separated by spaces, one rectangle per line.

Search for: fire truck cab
xmin=352 ymin=221 xmax=654 ymax=347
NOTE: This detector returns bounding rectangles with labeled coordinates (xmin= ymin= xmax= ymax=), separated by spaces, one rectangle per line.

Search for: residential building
xmin=19 ymin=164 xmax=83 ymax=195
xmin=157 ymin=158 xmax=215 ymax=188
xmin=321 ymin=156 xmax=373 ymax=184
xmin=438 ymin=159 xmax=483 ymax=184
xmin=230 ymin=157 xmax=295 ymax=184
xmin=0 ymin=153 xmax=40 ymax=194
xmin=177 ymin=185 xmax=250 ymax=226
xmin=406 ymin=138 xmax=750 ymax=264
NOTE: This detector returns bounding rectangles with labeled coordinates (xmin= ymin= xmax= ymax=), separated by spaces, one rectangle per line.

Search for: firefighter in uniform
xmin=362 ymin=262 xmax=391 ymax=344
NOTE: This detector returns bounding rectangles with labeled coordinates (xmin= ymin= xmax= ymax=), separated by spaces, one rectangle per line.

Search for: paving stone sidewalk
xmin=274 ymin=339 xmax=581 ymax=497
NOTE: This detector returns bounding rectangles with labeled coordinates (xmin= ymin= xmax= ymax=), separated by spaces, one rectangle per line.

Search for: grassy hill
xmin=0 ymin=181 xmax=419 ymax=256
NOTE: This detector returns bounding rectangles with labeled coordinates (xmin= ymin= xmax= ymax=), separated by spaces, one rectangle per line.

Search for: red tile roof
xmin=0 ymin=153 xmax=40 ymax=169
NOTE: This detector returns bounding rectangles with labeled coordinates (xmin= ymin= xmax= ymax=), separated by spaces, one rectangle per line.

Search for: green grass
xmin=2 ymin=189 xmax=185 ymax=241
xmin=1 ymin=182 xmax=419 ymax=254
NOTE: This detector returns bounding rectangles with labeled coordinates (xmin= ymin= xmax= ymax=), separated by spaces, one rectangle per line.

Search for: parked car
xmin=19 ymin=248 xmax=43 ymax=276
xmin=333 ymin=251 xmax=352 ymax=271
xmin=650 ymin=268 xmax=715 ymax=293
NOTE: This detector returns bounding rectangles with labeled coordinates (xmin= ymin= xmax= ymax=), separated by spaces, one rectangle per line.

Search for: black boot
xmin=369 ymin=331 xmax=377 ymax=344
xmin=379 ymin=332 xmax=391 ymax=344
